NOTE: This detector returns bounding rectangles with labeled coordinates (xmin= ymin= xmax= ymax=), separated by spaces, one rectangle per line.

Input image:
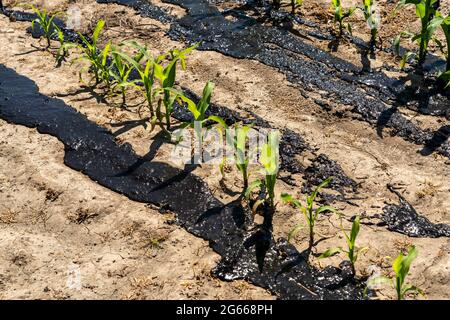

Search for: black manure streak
xmin=0 ymin=65 xmax=368 ymax=299
xmin=97 ymin=0 xmax=449 ymax=158
xmin=2 ymin=9 xmax=83 ymax=43
xmin=380 ymin=185 xmax=450 ymax=238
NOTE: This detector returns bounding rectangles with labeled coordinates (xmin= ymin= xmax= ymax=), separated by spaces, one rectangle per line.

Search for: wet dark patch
xmin=278 ymin=128 xmax=309 ymax=174
xmin=302 ymin=154 xmax=357 ymax=202
xmin=380 ymin=185 xmax=450 ymax=238
xmin=0 ymin=65 xmax=368 ymax=299
xmin=2 ymin=9 xmax=84 ymax=43
xmin=92 ymin=0 xmax=450 ymax=158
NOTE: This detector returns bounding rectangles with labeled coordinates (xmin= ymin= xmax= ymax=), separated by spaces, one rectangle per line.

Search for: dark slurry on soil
xmin=379 ymin=185 xmax=450 ymax=238
xmin=0 ymin=65 xmax=369 ymax=300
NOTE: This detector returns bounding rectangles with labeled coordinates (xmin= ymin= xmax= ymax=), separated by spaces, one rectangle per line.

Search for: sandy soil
xmin=0 ymin=0 xmax=449 ymax=299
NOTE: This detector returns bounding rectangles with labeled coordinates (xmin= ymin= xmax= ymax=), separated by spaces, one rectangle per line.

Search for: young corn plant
xmin=153 ymin=44 xmax=199 ymax=131
xmin=179 ymin=81 xmax=227 ymax=131
xmin=109 ymin=46 xmax=137 ymax=105
xmin=245 ymin=131 xmax=280 ymax=218
xmin=360 ymin=0 xmax=380 ymax=45
xmin=30 ymin=5 xmax=59 ymax=49
xmin=224 ymin=124 xmax=253 ymax=192
xmin=319 ymin=216 xmax=368 ymax=275
xmin=52 ymin=24 xmax=76 ymax=65
xmin=394 ymin=0 xmax=441 ymax=67
xmin=367 ymin=246 xmax=425 ymax=300
xmin=77 ymin=20 xmax=111 ymax=86
xmin=281 ymin=177 xmax=336 ymax=250
xmin=331 ymin=0 xmax=356 ymax=36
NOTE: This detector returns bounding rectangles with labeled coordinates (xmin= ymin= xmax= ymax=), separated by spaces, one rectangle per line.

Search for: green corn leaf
xmin=402 ymin=285 xmax=426 ymax=299
xmin=207 ymin=115 xmax=227 ymax=129
xmin=179 ymin=94 xmax=200 ymax=119
xmin=197 ymin=81 xmax=215 ymax=120
xmin=245 ymin=180 xmax=262 ymax=199
xmin=318 ymin=247 xmax=343 ymax=259
xmin=287 ymin=224 xmax=303 ymax=243
xmin=92 ymin=20 xmax=105 ymax=45
xmin=350 ymin=216 xmax=361 ymax=243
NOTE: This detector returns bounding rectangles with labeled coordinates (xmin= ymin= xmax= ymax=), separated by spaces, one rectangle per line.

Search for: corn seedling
xmin=179 ymin=81 xmax=227 ymax=130
xmin=367 ymin=246 xmax=424 ymax=300
xmin=360 ymin=0 xmax=380 ymax=45
xmin=245 ymin=131 xmax=280 ymax=216
xmin=109 ymin=46 xmax=137 ymax=105
xmin=394 ymin=0 xmax=441 ymax=66
xmin=331 ymin=0 xmax=356 ymax=36
xmin=281 ymin=177 xmax=336 ymax=249
xmin=52 ymin=24 xmax=76 ymax=65
xmin=319 ymin=216 xmax=368 ymax=275
xmin=224 ymin=123 xmax=253 ymax=192
xmin=153 ymin=44 xmax=199 ymax=131
xmin=119 ymin=41 xmax=155 ymax=118
xmin=77 ymin=20 xmax=111 ymax=86
xmin=30 ymin=5 xmax=59 ymax=49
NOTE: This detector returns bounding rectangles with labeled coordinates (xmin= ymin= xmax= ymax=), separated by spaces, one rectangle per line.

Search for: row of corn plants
xmin=28 ymin=5 xmax=226 ymax=136
xmin=269 ymin=1 xmax=449 ymax=85
xmin=219 ymin=124 xmax=424 ymax=299
xmin=27 ymin=4 xmax=427 ymax=300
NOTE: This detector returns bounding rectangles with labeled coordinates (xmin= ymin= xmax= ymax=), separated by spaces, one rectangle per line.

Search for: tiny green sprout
xmin=77 ymin=20 xmax=111 ymax=86
xmin=245 ymin=130 xmax=280 ymax=216
xmin=360 ymin=0 xmax=380 ymax=45
xmin=319 ymin=215 xmax=368 ymax=275
xmin=395 ymin=0 xmax=441 ymax=67
xmin=367 ymin=246 xmax=425 ymax=300
xmin=331 ymin=0 xmax=356 ymax=37
xmin=224 ymin=123 xmax=254 ymax=192
xmin=30 ymin=5 xmax=59 ymax=49
xmin=281 ymin=177 xmax=336 ymax=249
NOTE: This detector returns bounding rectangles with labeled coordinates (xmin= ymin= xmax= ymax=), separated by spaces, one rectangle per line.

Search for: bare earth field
xmin=0 ymin=0 xmax=449 ymax=300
